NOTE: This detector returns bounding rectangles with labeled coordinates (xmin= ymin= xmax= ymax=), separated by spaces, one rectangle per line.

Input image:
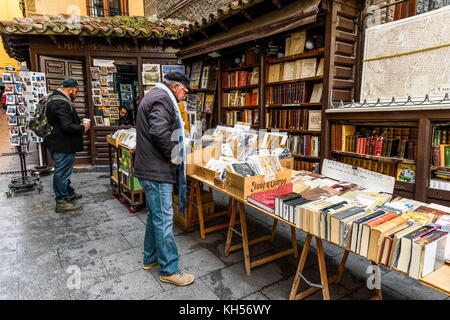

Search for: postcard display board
xmin=90 ymin=62 xmax=121 ymax=126
xmin=2 ymin=66 xmax=44 ymax=196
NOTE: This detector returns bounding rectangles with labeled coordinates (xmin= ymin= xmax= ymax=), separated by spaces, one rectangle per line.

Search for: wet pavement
xmin=0 ymin=111 xmax=448 ymax=300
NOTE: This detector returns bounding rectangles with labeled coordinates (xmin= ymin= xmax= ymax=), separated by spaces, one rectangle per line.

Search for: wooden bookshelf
xmin=190 ymin=88 xmax=215 ymax=93
xmin=224 ymin=64 xmax=258 ymax=72
xmin=268 ymin=128 xmax=321 ymax=135
xmin=266 ymin=76 xmax=323 ymax=86
xmin=431 ymin=165 xmax=450 ymax=172
xmin=222 ymin=105 xmax=259 ymax=109
xmin=331 ymin=150 xmax=416 ymax=165
xmin=292 ymin=154 xmax=320 ymax=160
xmin=266 ymin=103 xmax=322 ymax=108
xmin=222 ymin=84 xmax=259 ymax=91
xmin=266 ymin=47 xmax=325 ymax=64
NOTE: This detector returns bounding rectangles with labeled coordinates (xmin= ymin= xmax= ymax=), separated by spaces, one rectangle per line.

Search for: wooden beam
xmin=272 ymin=0 xmax=282 ymax=9
xmin=200 ymin=30 xmax=209 ymax=39
xmin=218 ymin=21 xmax=228 ymax=31
xmin=242 ymin=10 xmax=252 ymax=21
xmin=49 ymin=35 xmax=57 ymax=45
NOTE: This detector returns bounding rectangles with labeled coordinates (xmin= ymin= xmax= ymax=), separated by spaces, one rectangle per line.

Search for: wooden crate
xmin=196 ymin=165 xmax=220 ymax=183
xmin=186 ymin=141 xmax=221 ymax=175
xmin=280 ymin=157 xmax=294 ymax=169
xmin=225 ymin=169 xmax=292 ymax=200
xmin=214 ymin=177 xmax=226 ymax=189
xmin=173 ymin=200 xmax=215 ymax=230
xmin=106 ymin=135 xmax=123 ymax=148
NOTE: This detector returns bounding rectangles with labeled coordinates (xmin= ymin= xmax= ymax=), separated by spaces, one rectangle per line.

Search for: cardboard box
xmin=225 ymin=168 xmax=292 ymax=200
xmin=173 ymin=201 xmax=215 ymax=229
xmin=280 ymin=157 xmax=294 ymax=169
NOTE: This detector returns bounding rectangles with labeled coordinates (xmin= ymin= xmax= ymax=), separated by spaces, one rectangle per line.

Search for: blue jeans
xmin=139 ymin=179 xmax=180 ymax=276
xmin=50 ymin=152 xmax=76 ymax=203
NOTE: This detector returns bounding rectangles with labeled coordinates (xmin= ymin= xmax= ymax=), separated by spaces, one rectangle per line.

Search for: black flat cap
xmin=164 ymin=71 xmax=191 ymax=92
xmin=61 ymin=78 xmax=85 ymax=88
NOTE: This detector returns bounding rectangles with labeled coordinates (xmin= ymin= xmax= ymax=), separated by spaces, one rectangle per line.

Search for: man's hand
xmin=81 ymin=123 xmax=91 ymax=133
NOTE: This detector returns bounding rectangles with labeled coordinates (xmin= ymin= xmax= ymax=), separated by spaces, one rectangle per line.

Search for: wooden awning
xmin=177 ymin=0 xmax=325 ymax=60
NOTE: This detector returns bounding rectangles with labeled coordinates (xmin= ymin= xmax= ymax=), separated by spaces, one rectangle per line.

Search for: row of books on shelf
xmin=189 ymin=61 xmax=218 ymax=90
xmin=336 ymin=156 xmax=417 ymax=184
xmin=265 ymin=109 xmax=322 ymax=131
xmin=293 ymin=160 xmax=319 ymax=173
xmin=430 ymin=179 xmax=450 ymax=191
xmin=433 ymin=128 xmax=449 ymax=146
xmin=223 ymin=90 xmax=258 ymax=107
xmin=431 ymin=144 xmax=450 ymax=167
xmin=222 ymin=68 xmax=258 ymax=88
xmin=224 ymin=110 xmax=258 ymax=127
xmin=187 ymin=93 xmax=214 ymax=113
xmin=266 ymin=82 xmax=323 ymax=105
xmin=331 ymin=124 xmax=417 ymax=160
xmin=247 ymin=171 xmax=450 ymax=279
xmin=267 ymin=57 xmax=324 ymax=83
xmin=287 ymin=135 xmax=320 ymax=158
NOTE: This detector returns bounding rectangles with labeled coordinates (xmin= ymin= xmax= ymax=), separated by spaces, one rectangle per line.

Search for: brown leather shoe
xmin=160 ymin=271 xmax=194 ymax=286
xmin=143 ymin=261 xmax=158 ymax=270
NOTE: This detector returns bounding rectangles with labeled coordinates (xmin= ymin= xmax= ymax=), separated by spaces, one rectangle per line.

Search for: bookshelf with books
xmin=220 ymin=46 xmax=261 ymax=128
xmin=329 ymin=121 xmax=419 ymax=198
xmin=429 ymin=121 xmax=450 ymax=205
xmin=264 ymin=26 xmax=325 ymax=173
xmin=186 ymin=57 xmax=219 ymax=133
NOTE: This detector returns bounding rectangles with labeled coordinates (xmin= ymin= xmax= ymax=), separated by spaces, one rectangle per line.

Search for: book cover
xmin=316 ymin=58 xmax=324 ymax=77
xmin=396 ymin=225 xmax=437 ymax=273
xmin=203 ymin=94 xmax=214 ymax=114
xmin=229 ymin=162 xmax=258 ymax=177
xmin=250 ymin=67 xmax=259 ymax=85
xmin=396 ymin=163 xmax=416 ymax=184
xmin=440 ymin=144 xmax=450 ymax=167
xmin=379 ymin=223 xmax=411 ymax=266
xmin=190 ymin=61 xmax=203 ymax=89
xmin=329 ymin=206 xmax=365 ymax=245
xmin=410 ymin=229 xmax=448 ymax=279
xmin=200 ymin=65 xmax=210 ymax=89
xmin=309 ymin=83 xmax=323 ymax=103
xmin=307 ymin=110 xmax=321 ymax=131
xmin=282 ymin=62 xmax=296 ymax=81
xmin=268 ymin=64 xmax=282 ymax=83
xmin=367 ymin=216 xmax=408 ymax=263
xmin=300 ymin=58 xmax=317 ymax=78
xmin=248 ymin=183 xmax=293 ymax=214
xmin=445 ymin=146 xmax=450 ymax=167
xmin=284 ymin=36 xmax=291 ymax=56
xmin=360 ymin=212 xmax=399 ymax=257
xmin=289 ymin=31 xmax=306 ymax=55
xmin=275 ymin=192 xmax=301 ymax=217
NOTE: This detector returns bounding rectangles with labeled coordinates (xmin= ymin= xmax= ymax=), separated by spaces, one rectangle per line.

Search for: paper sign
xmin=322 ymin=159 xmax=395 ymax=194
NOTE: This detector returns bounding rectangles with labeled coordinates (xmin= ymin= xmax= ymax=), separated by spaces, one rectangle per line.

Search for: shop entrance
xmin=39 ymin=55 xmax=92 ymax=165
xmin=114 ymin=64 xmax=139 ymax=125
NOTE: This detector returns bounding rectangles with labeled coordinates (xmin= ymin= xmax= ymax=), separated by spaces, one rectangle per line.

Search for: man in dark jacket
xmin=134 ymin=71 xmax=194 ymax=286
xmin=45 ymin=78 xmax=90 ymax=213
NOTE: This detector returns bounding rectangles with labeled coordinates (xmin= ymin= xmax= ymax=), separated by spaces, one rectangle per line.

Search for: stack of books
xmin=247 ymin=169 xmax=450 ymax=280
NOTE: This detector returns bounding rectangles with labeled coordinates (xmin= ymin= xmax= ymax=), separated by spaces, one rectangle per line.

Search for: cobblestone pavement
xmin=0 ymin=111 xmax=448 ymax=300
xmin=0 ymin=170 xmax=449 ymax=300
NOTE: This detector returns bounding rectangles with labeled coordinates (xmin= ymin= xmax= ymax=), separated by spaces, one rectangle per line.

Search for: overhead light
xmin=208 ymin=51 xmax=221 ymax=58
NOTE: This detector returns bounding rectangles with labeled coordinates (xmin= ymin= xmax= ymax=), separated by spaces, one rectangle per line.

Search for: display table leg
xmin=224 ymin=199 xmax=238 ymax=257
xmin=369 ymin=261 xmax=383 ymax=300
xmin=195 ymin=180 xmax=206 ymax=240
xmin=290 ymin=234 xmax=350 ymax=300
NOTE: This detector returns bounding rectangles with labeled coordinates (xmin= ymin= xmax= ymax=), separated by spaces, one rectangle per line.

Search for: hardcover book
xmin=409 ymin=229 xmax=448 ymax=279
xmin=289 ymin=31 xmax=306 ymax=55
xmin=248 ymin=183 xmax=293 ymax=214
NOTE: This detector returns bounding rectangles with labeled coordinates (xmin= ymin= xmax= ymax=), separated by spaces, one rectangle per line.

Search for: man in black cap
xmin=45 ymin=78 xmax=90 ymax=213
xmin=134 ymin=71 xmax=195 ymax=286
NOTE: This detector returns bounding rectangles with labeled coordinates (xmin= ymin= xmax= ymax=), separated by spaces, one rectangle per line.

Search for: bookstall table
xmin=187 ymin=173 xmax=299 ymax=277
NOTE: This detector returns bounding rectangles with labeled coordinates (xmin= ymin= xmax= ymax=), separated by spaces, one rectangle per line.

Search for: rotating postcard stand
xmin=6 ymin=140 xmax=43 ymax=198
xmin=4 ymin=68 xmax=43 ymax=198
